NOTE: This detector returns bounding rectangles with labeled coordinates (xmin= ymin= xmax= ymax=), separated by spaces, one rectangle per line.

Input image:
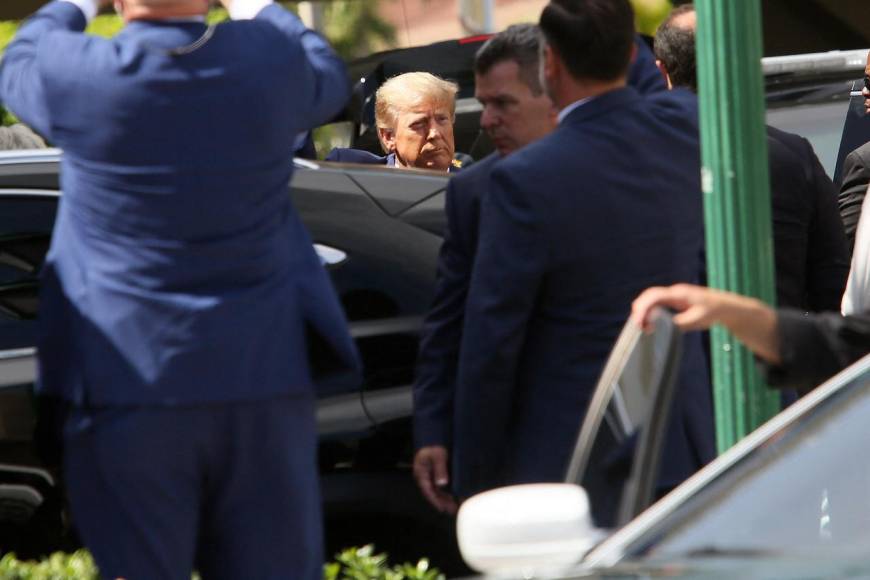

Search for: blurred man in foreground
xmin=327 ymin=72 xmax=463 ymax=171
xmin=0 ymin=0 xmax=359 ymax=577
xmin=451 ymin=0 xmax=715 ymax=526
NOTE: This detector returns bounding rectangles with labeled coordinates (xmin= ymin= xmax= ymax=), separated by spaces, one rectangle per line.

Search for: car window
xmin=0 ymin=195 xmax=56 ymax=351
xmin=565 ymin=310 xmax=682 ymax=528
xmin=766 ymin=101 xmax=848 ymax=179
xmin=626 ymin=358 xmax=870 ymax=560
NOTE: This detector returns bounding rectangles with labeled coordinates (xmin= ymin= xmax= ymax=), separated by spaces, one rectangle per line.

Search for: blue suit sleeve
xmin=255 ymin=4 xmax=349 ymax=128
xmin=453 ymin=162 xmax=549 ymax=497
xmin=0 ymin=1 xmax=86 ymax=140
xmin=413 ymin=178 xmax=475 ymax=450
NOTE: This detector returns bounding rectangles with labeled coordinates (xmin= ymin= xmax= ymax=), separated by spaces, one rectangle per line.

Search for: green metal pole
xmin=695 ymin=0 xmax=781 ymax=454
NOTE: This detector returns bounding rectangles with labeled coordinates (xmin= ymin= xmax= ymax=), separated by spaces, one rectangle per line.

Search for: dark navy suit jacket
xmin=0 ymin=2 xmax=361 ymax=405
xmin=452 ymin=87 xmax=716 ymax=498
xmin=414 ymin=153 xmax=498 ymax=448
xmin=413 ymin=37 xmax=668 ymax=452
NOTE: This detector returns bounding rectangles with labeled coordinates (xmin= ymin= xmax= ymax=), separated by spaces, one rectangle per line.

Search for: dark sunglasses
xmin=865 ymin=75 xmax=870 ymax=91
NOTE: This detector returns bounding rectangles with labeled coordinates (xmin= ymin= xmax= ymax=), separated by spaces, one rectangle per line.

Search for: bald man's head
xmin=654 ymin=4 xmax=697 ymax=91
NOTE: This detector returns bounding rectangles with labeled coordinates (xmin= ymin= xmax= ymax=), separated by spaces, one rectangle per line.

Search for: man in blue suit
xmin=412 ymin=24 xmax=557 ymax=515
xmin=412 ymin=22 xmax=670 ymax=515
xmin=451 ymin=0 xmax=715 ymax=516
xmin=414 ymin=25 xmax=667 ymax=512
xmin=0 ymin=0 xmax=359 ymax=578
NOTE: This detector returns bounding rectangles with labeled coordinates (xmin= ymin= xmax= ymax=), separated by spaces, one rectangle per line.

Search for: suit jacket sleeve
xmin=764 ymin=309 xmax=870 ymax=393
xmin=801 ymin=137 xmax=850 ymax=312
xmin=628 ymin=36 xmax=667 ymax=96
xmin=254 ymin=4 xmax=349 ymax=128
xmin=453 ymin=162 xmax=548 ymax=497
xmin=838 ymin=146 xmax=870 ymax=254
xmin=0 ymin=1 xmax=86 ymax=140
xmin=413 ymin=177 xmax=476 ymax=449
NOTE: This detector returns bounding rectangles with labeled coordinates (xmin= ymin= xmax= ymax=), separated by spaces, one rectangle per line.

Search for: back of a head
xmin=475 ymin=23 xmax=544 ymax=95
xmin=654 ymin=4 xmax=697 ymax=91
xmin=539 ymin=0 xmax=635 ymax=82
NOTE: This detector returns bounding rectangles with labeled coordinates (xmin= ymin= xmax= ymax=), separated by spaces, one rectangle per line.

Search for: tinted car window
xmin=766 ymin=100 xmax=849 ymax=179
xmin=630 ymin=361 xmax=870 ymax=560
xmin=0 ymin=195 xmax=56 ymax=350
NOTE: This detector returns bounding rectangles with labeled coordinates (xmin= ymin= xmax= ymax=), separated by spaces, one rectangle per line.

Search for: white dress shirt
xmin=842 ymin=185 xmax=870 ymax=315
xmin=59 ymin=0 xmax=273 ymax=23
xmin=557 ymin=96 xmax=594 ymax=125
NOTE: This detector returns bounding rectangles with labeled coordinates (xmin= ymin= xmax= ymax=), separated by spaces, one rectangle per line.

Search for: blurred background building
xmin=1 ymin=1 xmax=869 ymax=60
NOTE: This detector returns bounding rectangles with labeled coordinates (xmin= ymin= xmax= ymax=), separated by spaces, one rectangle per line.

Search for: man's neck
xmin=552 ymin=77 xmax=626 ymax=111
xmin=121 ymin=2 xmax=209 ymax=23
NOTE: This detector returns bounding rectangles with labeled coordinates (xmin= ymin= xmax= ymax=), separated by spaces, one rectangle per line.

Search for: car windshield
xmin=622 ymin=357 xmax=870 ymax=561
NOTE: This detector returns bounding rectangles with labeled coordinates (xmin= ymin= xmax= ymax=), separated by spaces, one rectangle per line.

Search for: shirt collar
xmin=557 ymin=96 xmax=595 ymax=125
xmin=165 ymin=16 xmax=207 ymax=23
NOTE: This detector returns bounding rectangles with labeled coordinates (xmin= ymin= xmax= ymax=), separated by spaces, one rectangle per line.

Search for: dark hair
xmin=538 ymin=0 xmax=635 ymax=82
xmin=475 ymin=24 xmax=544 ymax=96
xmin=653 ymin=3 xmax=697 ymax=91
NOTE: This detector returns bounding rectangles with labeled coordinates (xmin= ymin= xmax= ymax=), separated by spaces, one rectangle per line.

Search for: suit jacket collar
xmin=118 ymin=19 xmax=211 ymax=46
xmin=559 ymin=86 xmax=638 ymax=127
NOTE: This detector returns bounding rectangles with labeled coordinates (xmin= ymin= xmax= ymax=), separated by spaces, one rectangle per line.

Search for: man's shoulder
xmin=845 ymin=141 xmax=870 ymax=168
xmin=450 ymin=153 xmax=498 ymax=186
xmin=325 ymin=148 xmax=388 ymax=165
xmin=494 ymin=130 xmax=579 ymax=178
xmin=766 ymin=125 xmax=810 ymax=154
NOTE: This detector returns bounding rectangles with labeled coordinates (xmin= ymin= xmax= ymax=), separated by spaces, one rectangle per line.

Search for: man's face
xmin=380 ymin=101 xmax=455 ymax=171
xmin=863 ymin=54 xmax=870 ymax=115
xmin=476 ymin=60 xmax=557 ymax=156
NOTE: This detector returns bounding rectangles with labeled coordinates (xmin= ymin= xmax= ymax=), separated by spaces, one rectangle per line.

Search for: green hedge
xmin=0 ymin=546 xmax=444 ymax=580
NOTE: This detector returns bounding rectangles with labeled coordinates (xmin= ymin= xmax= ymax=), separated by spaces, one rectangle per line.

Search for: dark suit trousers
xmin=63 ymin=394 xmax=322 ymax=580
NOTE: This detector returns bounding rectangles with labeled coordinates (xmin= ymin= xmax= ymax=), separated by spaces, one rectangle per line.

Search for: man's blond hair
xmin=374 ymin=72 xmax=459 ymax=136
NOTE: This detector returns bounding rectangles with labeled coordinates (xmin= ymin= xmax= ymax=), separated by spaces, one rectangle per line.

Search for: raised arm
xmin=0 ymin=0 xmax=102 ymax=139
xmin=228 ymin=0 xmax=350 ymax=128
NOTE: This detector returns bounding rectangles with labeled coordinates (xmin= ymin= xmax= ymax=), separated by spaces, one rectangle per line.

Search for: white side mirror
xmin=456 ymin=483 xmax=605 ymax=577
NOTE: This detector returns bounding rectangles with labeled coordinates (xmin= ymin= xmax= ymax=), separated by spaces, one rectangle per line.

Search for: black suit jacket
xmin=766 ymin=309 xmax=870 ymax=393
xmin=766 ymin=126 xmax=850 ymax=311
xmin=838 ymin=141 xmax=870 ymax=254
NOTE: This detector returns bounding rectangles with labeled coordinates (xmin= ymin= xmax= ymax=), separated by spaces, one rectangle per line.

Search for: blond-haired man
xmin=328 ymin=72 xmax=462 ymax=171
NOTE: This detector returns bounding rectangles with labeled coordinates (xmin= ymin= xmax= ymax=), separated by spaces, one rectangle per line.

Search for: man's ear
xmin=541 ymin=44 xmax=557 ymax=92
xmin=377 ymin=127 xmax=396 ymax=154
xmin=655 ymin=59 xmax=672 ymax=89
